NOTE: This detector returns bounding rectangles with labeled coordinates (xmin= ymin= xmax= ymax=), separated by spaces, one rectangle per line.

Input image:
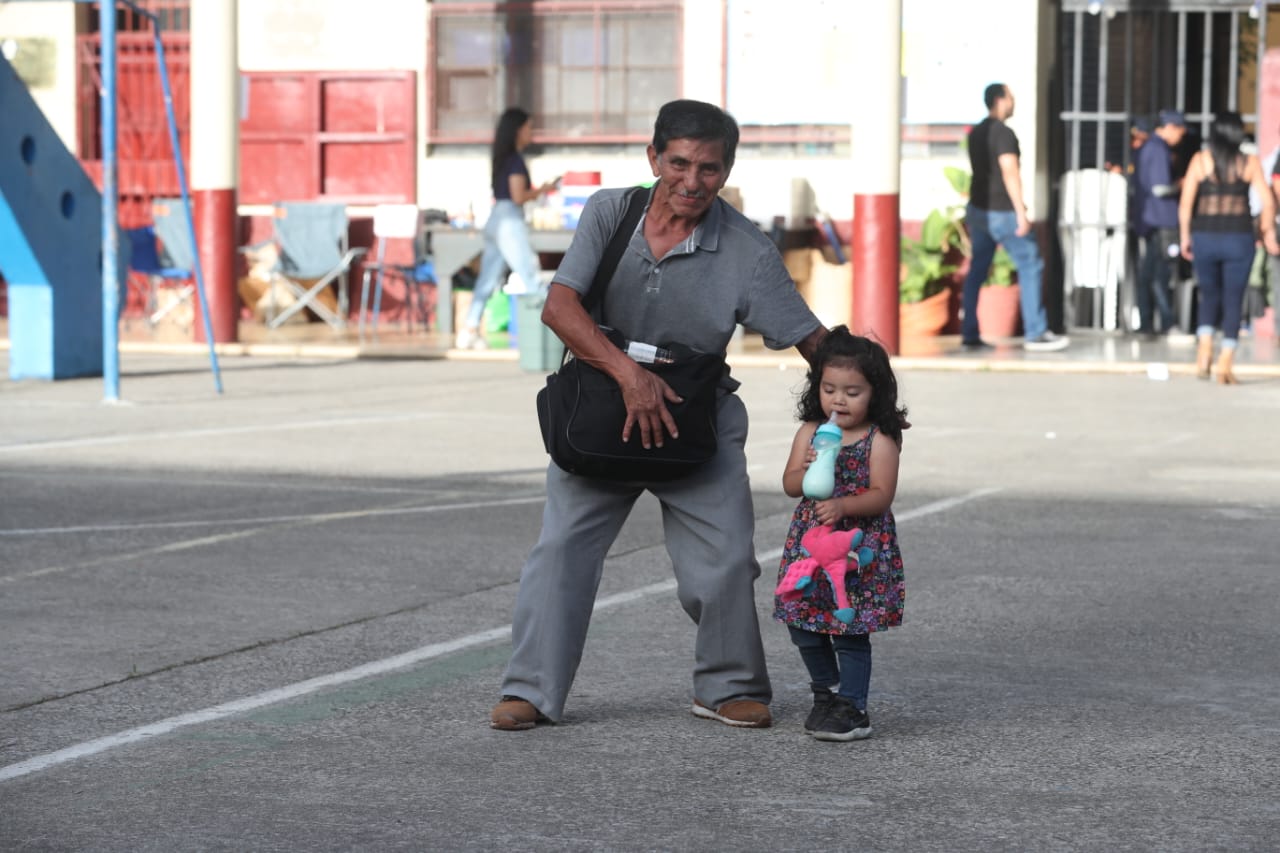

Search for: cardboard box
xmin=783 ymin=248 xmax=812 ymax=287
xmin=798 ymin=247 xmax=853 ymax=328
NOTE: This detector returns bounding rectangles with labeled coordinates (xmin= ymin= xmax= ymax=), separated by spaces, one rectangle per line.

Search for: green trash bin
xmin=516 ymin=292 xmax=564 ymax=372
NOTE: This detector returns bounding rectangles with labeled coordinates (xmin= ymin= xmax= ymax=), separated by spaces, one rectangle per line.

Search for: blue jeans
xmin=1190 ymin=230 xmax=1254 ymax=346
xmin=466 ymin=200 xmax=542 ymax=331
xmin=1136 ymin=228 xmax=1178 ymax=333
xmin=962 ymin=205 xmax=1048 ymax=341
xmin=788 ymin=626 xmax=871 ymax=711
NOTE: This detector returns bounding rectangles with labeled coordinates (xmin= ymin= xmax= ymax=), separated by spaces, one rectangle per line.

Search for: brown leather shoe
xmin=691 ymin=699 xmax=772 ymax=728
xmin=490 ymin=696 xmax=550 ymax=731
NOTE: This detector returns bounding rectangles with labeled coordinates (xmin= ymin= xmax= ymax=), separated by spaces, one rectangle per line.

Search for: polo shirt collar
xmin=690 ymin=195 xmax=723 ymax=252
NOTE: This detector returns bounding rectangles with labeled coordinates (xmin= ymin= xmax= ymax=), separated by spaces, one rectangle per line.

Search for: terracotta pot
xmin=977 ymin=284 xmax=1022 ymax=338
xmin=899 ymin=288 xmax=951 ymax=340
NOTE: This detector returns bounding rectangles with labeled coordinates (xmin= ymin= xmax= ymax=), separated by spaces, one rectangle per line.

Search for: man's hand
xmin=619 ymin=361 xmax=682 ymax=449
xmin=1015 ymin=210 xmax=1032 ymax=237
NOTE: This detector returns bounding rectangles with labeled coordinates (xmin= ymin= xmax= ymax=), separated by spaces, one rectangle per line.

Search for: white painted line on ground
xmin=0 ymin=496 xmax=548 ymax=584
xmin=0 ymin=487 xmax=999 ymax=783
xmin=0 ymin=495 xmax=548 ymax=539
xmin=0 ymin=412 xmax=443 ymax=455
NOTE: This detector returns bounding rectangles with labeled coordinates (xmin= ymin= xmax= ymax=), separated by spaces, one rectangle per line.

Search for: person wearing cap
xmin=1107 ymin=116 xmax=1151 ymax=176
xmin=1132 ymin=109 xmax=1188 ymax=337
xmin=961 ymin=83 xmax=1069 ymax=351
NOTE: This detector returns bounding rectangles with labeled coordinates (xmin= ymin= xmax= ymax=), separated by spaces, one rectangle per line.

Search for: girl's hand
xmin=813 ymin=498 xmax=844 ymax=526
xmin=801 ymin=447 xmax=817 ymax=470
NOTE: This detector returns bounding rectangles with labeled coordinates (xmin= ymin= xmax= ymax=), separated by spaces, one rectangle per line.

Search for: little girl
xmin=773 ymin=327 xmax=907 ymax=742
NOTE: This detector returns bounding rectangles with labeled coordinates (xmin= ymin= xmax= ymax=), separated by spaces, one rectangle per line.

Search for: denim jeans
xmin=1136 ymin=228 xmax=1178 ymax=333
xmin=1190 ymin=230 xmax=1254 ymax=346
xmin=466 ymin=200 xmax=542 ymax=331
xmin=962 ymin=205 xmax=1048 ymax=341
xmin=788 ymin=626 xmax=872 ymax=711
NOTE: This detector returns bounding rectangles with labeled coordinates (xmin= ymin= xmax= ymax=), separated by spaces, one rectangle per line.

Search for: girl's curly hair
xmin=796 ymin=327 xmax=908 ymax=446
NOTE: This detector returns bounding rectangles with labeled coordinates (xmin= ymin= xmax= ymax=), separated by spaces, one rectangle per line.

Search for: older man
xmin=490 ymin=100 xmax=826 ymax=731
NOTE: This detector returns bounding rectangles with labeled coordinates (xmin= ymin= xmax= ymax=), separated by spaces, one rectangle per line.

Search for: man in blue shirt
xmin=1133 ymin=109 xmax=1187 ymax=336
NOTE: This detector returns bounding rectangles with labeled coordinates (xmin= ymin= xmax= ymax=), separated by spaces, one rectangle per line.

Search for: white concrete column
xmin=190 ymin=0 xmax=239 ymax=342
xmin=850 ymin=0 xmax=902 ymax=353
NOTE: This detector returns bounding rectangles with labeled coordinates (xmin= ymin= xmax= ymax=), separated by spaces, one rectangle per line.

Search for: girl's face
xmin=819 ymin=363 xmax=872 ymax=429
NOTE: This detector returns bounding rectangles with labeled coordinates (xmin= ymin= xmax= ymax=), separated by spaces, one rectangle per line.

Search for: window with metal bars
xmin=427 ymin=1 xmax=681 ymax=144
xmin=87 ymin=0 xmax=190 ymax=34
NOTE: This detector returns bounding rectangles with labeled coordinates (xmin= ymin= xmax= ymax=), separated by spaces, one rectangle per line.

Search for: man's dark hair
xmin=652 ymin=100 xmax=740 ymax=171
xmin=983 ymin=83 xmax=1007 ymax=110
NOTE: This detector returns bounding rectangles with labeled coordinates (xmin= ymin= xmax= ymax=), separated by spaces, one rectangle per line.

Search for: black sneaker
xmin=811 ymin=696 xmax=872 ymax=742
xmin=961 ymin=338 xmax=994 ymax=350
xmin=803 ymin=689 xmax=836 ymax=734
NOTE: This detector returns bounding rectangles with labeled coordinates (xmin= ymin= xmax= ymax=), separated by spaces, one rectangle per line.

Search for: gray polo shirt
xmin=553 ymin=186 xmax=820 ymax=363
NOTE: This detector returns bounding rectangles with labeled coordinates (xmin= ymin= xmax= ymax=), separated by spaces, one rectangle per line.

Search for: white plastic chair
xmin=1058 ymin=168 xmax=1129 ymax=331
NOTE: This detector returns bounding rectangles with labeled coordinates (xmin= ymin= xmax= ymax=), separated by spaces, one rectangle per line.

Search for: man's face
xmin=647 ymin=137 xmax=730 ymax=221
xmin=999 ymin=89 xmax=1016 ymax=120
xmin=1162 ymin=124 xmax=1187 ymax=147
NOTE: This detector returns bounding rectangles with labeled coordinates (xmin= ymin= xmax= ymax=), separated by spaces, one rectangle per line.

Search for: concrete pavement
xmin=1 ymin=346 xmax=1278 ymax=850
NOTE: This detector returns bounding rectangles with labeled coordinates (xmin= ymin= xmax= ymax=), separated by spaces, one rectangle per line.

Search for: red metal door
xmin=240 ymin=71 xmax=417 ymax=205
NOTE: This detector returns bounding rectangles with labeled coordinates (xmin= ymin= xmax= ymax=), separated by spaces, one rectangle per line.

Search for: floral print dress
xmin=773 ymin=424 xmax=905 ymax=636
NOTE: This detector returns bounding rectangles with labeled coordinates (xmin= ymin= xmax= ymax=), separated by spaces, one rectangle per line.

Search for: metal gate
xmin=1053 ymin=0 xmax=1268 ymax=332
xmin=76 ymin=1 xmax=191 ymax=229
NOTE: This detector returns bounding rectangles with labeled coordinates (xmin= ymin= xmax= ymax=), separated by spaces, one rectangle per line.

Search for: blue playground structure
xmin=0 ymin=52 xmax=121 ymax=381
xmin=0 ymin=1 xmax=221 ymax=396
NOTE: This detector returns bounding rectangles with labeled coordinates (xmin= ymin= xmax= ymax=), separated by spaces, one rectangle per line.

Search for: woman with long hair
xmin=1178 ymin=112 xmax=1279 ymax=382
xmin=457 ymin=107 xmax=560 ymax=349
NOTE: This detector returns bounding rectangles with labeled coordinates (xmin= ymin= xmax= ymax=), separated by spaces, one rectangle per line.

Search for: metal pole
xmin=1258 ymin=3 xmax=1269 ymax=134
xmin=1229 ymin=11 xmax=1240 ymax=112
xmin=1202 ymin=12 xmax=1214 ymax=137
xmin=146 ymin=8 xmax=223 ymax=392
xmin=101 ymin=0 xmax=119 ymax=402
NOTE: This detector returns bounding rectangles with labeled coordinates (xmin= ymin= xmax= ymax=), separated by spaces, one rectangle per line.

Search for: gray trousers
xmin=500 ymin=392 xmax=771 ymax=721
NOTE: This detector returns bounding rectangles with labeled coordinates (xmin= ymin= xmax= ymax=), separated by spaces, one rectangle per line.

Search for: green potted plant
xmin=898 ymin=207 xmax=959 ymax=339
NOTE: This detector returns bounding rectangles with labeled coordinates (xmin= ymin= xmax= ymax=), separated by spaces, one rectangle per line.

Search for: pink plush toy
xmin=775 ymin=524 xmax=876 ymax=624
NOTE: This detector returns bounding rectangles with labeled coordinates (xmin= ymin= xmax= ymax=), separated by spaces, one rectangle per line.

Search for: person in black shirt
xmin=961 ymin=83 xmax=1068 ymax=351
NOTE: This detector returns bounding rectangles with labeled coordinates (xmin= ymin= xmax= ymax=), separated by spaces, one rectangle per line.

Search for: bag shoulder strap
xmin=581 ymin=186 xmax=647 ymax=318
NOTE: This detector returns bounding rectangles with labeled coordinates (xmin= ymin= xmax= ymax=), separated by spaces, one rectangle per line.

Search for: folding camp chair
xmin=265 ymin=202 xmax=366 ymax=330
xmin=148 ymin=198 xmax=197 ymax=324
xmin=125 ymin=199 xmax=195 ymax=327
xmin=357 ymin=204 xmax=437 ymax=344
